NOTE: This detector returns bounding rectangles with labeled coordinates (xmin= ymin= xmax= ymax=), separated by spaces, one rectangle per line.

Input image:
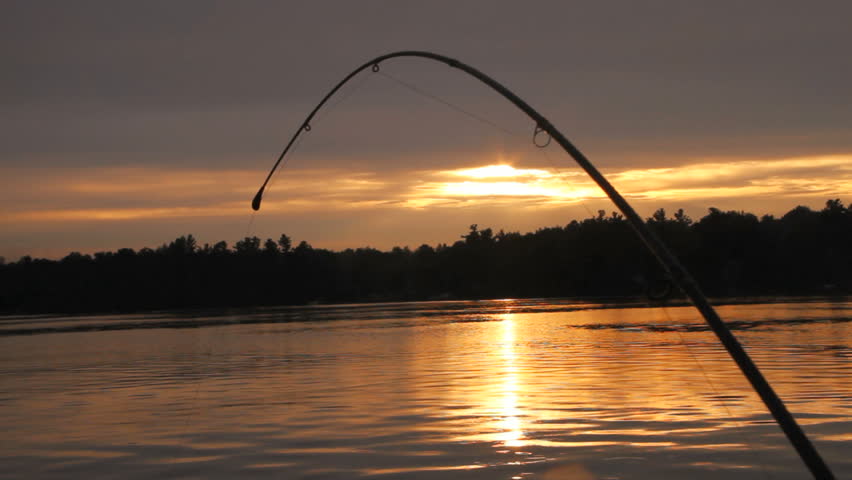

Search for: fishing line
xmin=245 ymin=123 xmax=310 ymax=240
xmin=658 ymin=305 xmax=773 ymax=480
xmin=376 ymin=70 xmax=523 ymax=138
xmin=312 ymin=67 xmax=375 ymax=127
xmin=377 ymin=68 xmax=602 ymax=227
xmin=266 ymin=133 xmax=305 ymax=195
xmin=247 ymin=69 xmax=375 ymax=239
xmin=528 ymin=133 xmax=600 ymax=223
xmin=530 ymin=119 xmax=770 ymax=478
xmin=377 ymin=68 xmax=573 ymax=192
xmin=532 ymin=120 xmax=753 ymax=464
xmin=245 ymin=211 xmax=258 ymax=240
xmin=378 ymin=66 xmax=603 ymax=227
xmin=379 ymin=69 xmax=599 ymax=232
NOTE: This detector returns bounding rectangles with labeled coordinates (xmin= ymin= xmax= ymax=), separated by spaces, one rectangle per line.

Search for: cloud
xmin=3 ymin=1 xmax=852 ymax=171
xmin=403 ymin=156 xmax=852 ymax=209
xmin=3 ymin=154 xmax=849 ymax=229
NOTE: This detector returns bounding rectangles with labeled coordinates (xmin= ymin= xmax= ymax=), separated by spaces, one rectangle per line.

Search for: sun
xmin=449 ymin=164 xmax=552 ymax=179
xmin=441 ymin=180 xmax=550 ymax=197
xmin=435 ymin=164 xmax=596 ymax=199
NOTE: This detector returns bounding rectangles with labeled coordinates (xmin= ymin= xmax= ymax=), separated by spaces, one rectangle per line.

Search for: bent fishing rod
xmin=251 ymin=51 xmax=834 ymax=479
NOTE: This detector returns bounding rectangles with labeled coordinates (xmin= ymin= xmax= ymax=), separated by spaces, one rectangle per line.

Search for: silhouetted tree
xmin=212 ymin=241 xmax=229 ymax=255
xmin=674 ymin=208 xmax=692 ymax=225
xmin=1 ymin=200 xmax=850 ymax=314
xmin=263 ymin=238 xmax=279 ymax=256
xmin=278 ymin=234 xmax=292 ymax=253
xmin=235 ymin=236 xmax=261 ymax=255
xmin=165 ymin=235 xmax=197 ymax=255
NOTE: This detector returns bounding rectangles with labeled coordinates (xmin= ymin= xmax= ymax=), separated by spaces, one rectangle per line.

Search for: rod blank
xmin=252 ymin=51 xmax=834 ymax=479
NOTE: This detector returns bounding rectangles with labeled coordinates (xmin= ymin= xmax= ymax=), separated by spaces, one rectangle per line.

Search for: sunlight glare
xmin=449 ymin=164 xmax=552 ymax=179
xmin=429 ymin=163 xmax=598 ymax=200
xmin=499 ymin=314 xmax=525 ymax=447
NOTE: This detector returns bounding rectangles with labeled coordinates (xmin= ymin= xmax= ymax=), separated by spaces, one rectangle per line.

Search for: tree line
xmin=1 ymin=199 xmax=850 ymax=314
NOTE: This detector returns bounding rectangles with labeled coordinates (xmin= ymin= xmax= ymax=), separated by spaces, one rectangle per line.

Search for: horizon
xmin=2 ymin=195 xmax=844 ymax=263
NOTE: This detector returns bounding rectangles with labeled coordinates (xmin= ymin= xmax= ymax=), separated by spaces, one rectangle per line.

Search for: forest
xmin=1 ymin=199 xmax=850 ymax=314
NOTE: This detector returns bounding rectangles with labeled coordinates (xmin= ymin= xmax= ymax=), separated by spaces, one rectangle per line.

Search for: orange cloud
xmin=404 ymin=155 xmax=852 ymax=208
xmin=2 ymin=154 xmax=850 ymax=227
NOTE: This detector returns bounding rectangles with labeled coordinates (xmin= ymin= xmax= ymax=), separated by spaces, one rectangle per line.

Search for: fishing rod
xmin=251 ymin=51 xmax=834 ymax=479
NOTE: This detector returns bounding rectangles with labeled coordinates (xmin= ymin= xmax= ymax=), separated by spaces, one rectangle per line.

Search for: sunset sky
xmin=2 ymin=1 xmax=851 ymax=260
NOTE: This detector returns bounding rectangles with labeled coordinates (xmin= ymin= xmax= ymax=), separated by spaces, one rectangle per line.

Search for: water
xmin=0 ymin=298 xmax=850 ymax=479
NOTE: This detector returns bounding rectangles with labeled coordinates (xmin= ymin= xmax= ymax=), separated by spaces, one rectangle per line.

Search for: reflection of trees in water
xmin=1 ymin=199 xmax=850 ymax=314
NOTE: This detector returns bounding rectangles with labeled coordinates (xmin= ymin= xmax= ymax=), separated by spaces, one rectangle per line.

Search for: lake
xmin=0 ymin=298 xmax=850 ymax=479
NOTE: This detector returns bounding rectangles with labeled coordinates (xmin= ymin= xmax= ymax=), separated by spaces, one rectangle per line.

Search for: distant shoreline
xmin=2 ymin=200 xmax=850 ymax=316
xmin=2 ymin=294 xmax=849 ymax=337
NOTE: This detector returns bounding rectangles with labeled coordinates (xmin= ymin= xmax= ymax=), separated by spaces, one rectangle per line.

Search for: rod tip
xmin=251 ymin=187 xmax=264 ymax=211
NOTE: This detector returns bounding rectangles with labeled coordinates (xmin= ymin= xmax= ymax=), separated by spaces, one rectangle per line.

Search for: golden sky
xmin=2 ymin=153 xmax=850 ymax=259
xmin=2 ymin=1 xmax=851 ymax=259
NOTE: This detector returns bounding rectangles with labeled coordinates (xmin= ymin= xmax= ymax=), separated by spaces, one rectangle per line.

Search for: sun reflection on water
xmin=498 ymin=314 xmax=526 ymax=448
xmin=1 ymin=299 xmax=850 ymax=478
